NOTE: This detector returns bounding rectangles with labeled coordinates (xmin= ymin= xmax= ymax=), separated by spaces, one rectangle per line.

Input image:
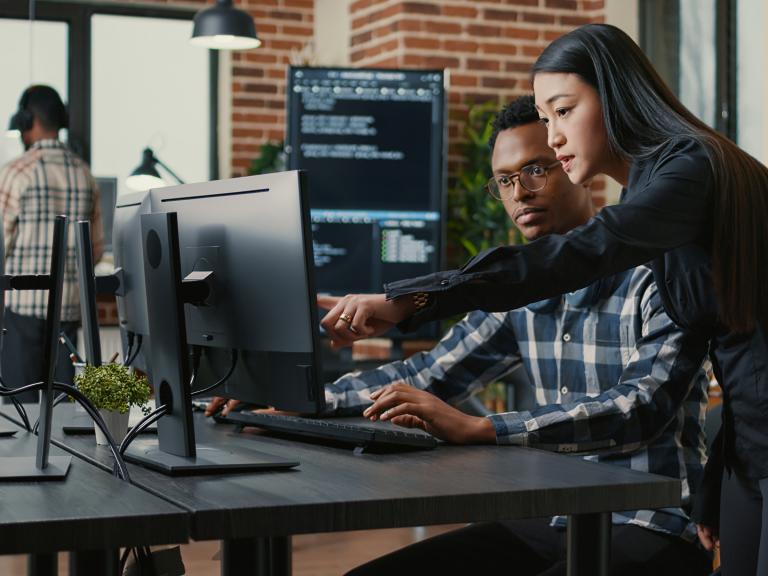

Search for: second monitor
xmin=148 ymin=170 xmax=325 ymax=415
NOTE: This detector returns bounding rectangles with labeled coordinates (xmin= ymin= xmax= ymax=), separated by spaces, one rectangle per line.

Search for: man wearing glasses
xmin=320 ymin=95 xmax=713 ymax=575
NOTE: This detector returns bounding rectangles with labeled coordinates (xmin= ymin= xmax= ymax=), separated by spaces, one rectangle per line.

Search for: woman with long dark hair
xmin=320 ymin=24 xmax=768 ymax=574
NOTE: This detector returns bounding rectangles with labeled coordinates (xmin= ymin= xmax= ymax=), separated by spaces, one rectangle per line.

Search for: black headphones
xmin=9 ymin=86 xmax=68 ymax=133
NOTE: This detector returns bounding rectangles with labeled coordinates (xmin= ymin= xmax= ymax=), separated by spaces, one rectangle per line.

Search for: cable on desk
xmin=0 ymin=381 xmax=131 ymax=481
xmin=191 ymin=349 xmax=238 ymax=398
xmin=118 ymin=403 xmax=168 ymax=457
xmin=0 ymin=374 xmax=31 ymax=431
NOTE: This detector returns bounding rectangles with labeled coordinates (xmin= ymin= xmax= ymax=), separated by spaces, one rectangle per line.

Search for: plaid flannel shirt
xmin=0 ymin=139 xmax=103 ymax=321
xmin=325 ymin=265 xmax=710 ymax=541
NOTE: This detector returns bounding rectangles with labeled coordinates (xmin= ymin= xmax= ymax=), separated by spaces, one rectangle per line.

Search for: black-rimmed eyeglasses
xmin=486 ymin=160 xmax=561 ymax=200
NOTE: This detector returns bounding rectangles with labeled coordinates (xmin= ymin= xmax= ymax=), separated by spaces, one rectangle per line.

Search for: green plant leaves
xmin=75 ymin=364 xmax=152 ymax=415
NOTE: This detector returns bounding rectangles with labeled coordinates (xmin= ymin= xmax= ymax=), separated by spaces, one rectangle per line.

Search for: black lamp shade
xmin=126 ymin=148 xmax=166 ymax=191
xmin=131 ymin=148 xmax=161 ymax=179
xmin=191 ymin=0 xmax=261 ymax=50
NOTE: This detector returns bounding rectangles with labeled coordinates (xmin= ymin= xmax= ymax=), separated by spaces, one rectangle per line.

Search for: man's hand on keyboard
xmin=204 ymin=397 xmax=240 ymax=417
xmin=362 ymin=382 xmax=495 ymax=444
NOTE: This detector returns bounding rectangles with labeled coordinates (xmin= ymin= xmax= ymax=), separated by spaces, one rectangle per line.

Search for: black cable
xmin=52 ymin=382 xmax=131 ymax=482
xmin=124 ymin=334 xmax=143 ymax=368
xmin=0 ymin=381 xmax=131 ymax=481
xmin=191 ymin=349 xmax=238 ymax=398
xmin=31 ymin=392 xmax=69 ymax=434
xmin=0 ymin=374 xmax=31 ymax=431
xmin=118 ymin=403 xmax=168 ymax=457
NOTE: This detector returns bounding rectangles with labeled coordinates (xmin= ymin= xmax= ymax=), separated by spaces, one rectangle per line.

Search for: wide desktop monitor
xmin=286 ymin=66 xmax=446 ymax=337
xmin=149 ymin=170 xmax=324 ymax=415
xmin=111 ymin=170 xmax=321 ymax=473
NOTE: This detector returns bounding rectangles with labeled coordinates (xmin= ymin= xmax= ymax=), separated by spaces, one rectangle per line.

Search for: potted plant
xmin=75 ymin=363 xmax=152 ymax=445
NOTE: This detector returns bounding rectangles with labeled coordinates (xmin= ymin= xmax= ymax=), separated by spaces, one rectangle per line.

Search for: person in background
xmin=0 ymin=85 xmax=103 ymax=401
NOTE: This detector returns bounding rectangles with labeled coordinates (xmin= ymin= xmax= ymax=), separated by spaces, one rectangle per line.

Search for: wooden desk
xmin=47 ymin=404 xmax=682 ymax=576
xmin=0 ymin=423 xmax=189 ymax=576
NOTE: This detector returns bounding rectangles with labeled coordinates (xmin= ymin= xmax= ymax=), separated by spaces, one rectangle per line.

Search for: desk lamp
xmin=126 ymin=147 xmax=185 ymax=191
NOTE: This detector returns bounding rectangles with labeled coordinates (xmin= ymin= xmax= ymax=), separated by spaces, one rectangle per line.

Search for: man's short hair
xmin=20 ymin=85 xmax=68 ymax=132
xmin=488 ymin=94 xmax=539 ymax=152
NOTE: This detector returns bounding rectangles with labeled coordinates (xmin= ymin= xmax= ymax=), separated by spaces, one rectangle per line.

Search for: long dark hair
xmin=532 ymin=23 xmax=768 ymax=333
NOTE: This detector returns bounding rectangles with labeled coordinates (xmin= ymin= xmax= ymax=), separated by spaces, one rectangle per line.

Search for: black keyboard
xmin=217 ymin=412 xmax=438 ymax=451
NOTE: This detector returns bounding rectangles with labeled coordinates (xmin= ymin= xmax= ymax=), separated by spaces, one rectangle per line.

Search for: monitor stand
xmin=0 ymin=215 xmax=71 ymax=480
xmin=123 ymin=212 xmax=298 ymax=475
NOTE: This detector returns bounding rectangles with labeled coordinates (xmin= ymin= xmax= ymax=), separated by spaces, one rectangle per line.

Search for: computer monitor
xmin=112 ymin=191 xmax=153 ymax=373
xmin=149 ymin=170 xmax=324 ymax=414
xmin=286 ymin=66 xmax=445 ymax=338
xmin=120 ymin=170 xmax=321 ymax=474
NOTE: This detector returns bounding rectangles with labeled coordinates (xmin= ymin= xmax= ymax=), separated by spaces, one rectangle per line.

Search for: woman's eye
xmin=556 ymin=107 xmax=570 ymax=117
xmin=538 ymin=117 xmax=549 ymax=125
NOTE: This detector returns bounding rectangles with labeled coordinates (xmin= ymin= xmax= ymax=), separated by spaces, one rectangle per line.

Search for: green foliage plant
xmin=75 ymin=364 xmax=151 ymax=415
xmin=446 ymin=101 xmax=523 ymax=269
xmin=248 ymin=141 xmax=286 ymax=175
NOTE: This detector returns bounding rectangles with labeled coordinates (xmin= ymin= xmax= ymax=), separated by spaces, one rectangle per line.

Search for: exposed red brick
xmin=243 ymin=83 xmax=279 ymax=94
xmin=404 ymin=37 xmax=441 ymax=50
xmin=484 ymin=8 xmax=518 ymax=21
xmin=522 ymin=44 xmax=545 ymax=57
xmin=521 ymin=11 xmax=555 ymax=24
xmin=402 ymin=2 xmax=440 ymax=15
xmin=466 ymin=24 xmax=502 ymax=36
xmin=351 ymin=30 xmax=373 ymax=46
xmin=281 ymin=25 xmax=313 ymax=36
xmin=505 ymin=26 xmax=539 ymax=40
xmin=480 ymin=42 xmax=518 ymax=55
xmin=481 ymin=76 xmax=518 ymax=89
xmin=467 ymin=58 xmax=501 ymax=72
xmin=582 ymin=0 xmax=605 ymax=9
xmin=423 ymin=55 xmax=461 ymax=68
xmin=442 ymin=39 xmax=479 ymax=53
xmin=441 ymin=5 xmax=478 ymax=18
xmin=284 ymin=0 xmax=314 ymax=8
xmin=424 ymin=21 xmax=463 ymax=35
xmin=559 ymin=15 xmax=594 ymax=26
xmin=394 ymin=19 xmax=423 ymax=31
xmin=233 ymin=66 xmax=265 ymax=77
xmin=546 ymin=0 xmax=579 ymax=8
xmin=269 ymin=10 xmax=303 ymax=21
xmin=505 ymin=60 xmax=533 ymax=73
xmin=449 ymin=74 xmax=479 ymax=87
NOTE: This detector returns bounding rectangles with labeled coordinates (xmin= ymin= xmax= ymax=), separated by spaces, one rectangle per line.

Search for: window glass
xmin=91 ymin=15 xmax=210 ymax=198
xmin=0 ymin=18 xmax=68 ymax=166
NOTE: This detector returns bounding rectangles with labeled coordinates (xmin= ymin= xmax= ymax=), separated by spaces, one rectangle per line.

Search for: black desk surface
xmin=0 ymin=427 xmax=189 ymax=555
xmin=44 ymin=404 xmax=682 ymax=543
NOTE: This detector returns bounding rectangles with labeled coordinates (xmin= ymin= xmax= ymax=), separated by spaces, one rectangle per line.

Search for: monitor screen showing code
xmin=286 ymin=67 xmax=445 ymax=304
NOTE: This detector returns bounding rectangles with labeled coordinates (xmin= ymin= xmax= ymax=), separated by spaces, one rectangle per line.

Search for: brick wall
xmin=348 ymin=0 xmax=607 ymax=203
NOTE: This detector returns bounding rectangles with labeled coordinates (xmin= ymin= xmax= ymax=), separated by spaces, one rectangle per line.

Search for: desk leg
xmin=27 ymin=553 xmax=57 ymax=576
xmin=69 ymin=548 xmax=119 ymax=576
xmin=221 ymin=536 xmax=291 ymax=576
xmin=567 ymin=512 xmax=611 ymax=576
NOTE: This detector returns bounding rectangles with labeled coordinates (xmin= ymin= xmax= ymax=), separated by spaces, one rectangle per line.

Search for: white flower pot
xmin=94 ymin=409 xmax=130 ymax=446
